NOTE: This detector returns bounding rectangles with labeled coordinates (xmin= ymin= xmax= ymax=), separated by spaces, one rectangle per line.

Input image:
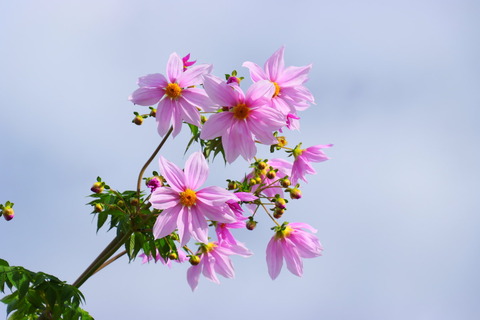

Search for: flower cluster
xmin=127 ymin=48 xmax=332 ymax=290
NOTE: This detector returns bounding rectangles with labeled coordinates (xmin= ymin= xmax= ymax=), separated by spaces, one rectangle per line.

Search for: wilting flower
xmin=129 ymin=52 xmax=212 ymax=137
xmin=150 ymin=152 xmax=239 ymax=246
xmin=290 ymin=144 xmax=332 ymax=184
xmin=266 ymin=222 xmax=322 ymax=279
xmin=243 ymin=46 xmax=314 ymax=129
xmin=187 ymin=241 xmax=252 ymax=291
xmin=200 ymin=74 xmax=285 ymax=163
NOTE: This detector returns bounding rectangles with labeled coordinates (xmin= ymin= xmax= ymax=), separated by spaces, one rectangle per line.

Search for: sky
xmin=1 ymin=0 xmax=480 ymax=319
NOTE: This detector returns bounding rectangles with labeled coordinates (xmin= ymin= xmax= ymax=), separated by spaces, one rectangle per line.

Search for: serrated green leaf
xmin=96 ymin=211 xmax=108 ymax=231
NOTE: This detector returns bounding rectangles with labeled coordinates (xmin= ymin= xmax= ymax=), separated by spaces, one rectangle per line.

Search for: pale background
xmin=1 ymin=0 xmax=479 ymax=319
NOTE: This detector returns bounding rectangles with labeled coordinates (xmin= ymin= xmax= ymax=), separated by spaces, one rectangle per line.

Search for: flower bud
xmin=275 ymin=198 xmax=287 ymax=209
xmin=2 ymin=207 xmax=14 ymax=221
xmin=280 ymin=178 xmax=291 ymax=188
xmin=227 ymin=180 xmax=238 ymax=190
xmin=289 ymin=188 xmax=302 ymax=200
xmin=266 ymin=170 xmax=276 ymax=179
xmin=201 ymin=115 xmax=207 ymax=124
xmin=257 ymin=161 xmax=267 ymax=170
xmin=276 ymin=136 xmax=287 ymax=147
xmin=146 ymin=176 xmax=163 ymax=192
xmin=149 ymin=108 xmax=157 ymax=117
xmin=133 ymin=115 xmax=144 ymax=125
xmin=94 ymin=203 xmax=104 ymax=213
xmin=255 ymin=176 xmax=262 ymax=184
xmin=248 ymin=178 xmax=257 ymax=186
xmin=117 ymin=200 xmax=125 ymax=207
xmin=246 ymin=220 xmax=257 ymax=230
xmin=226 ymin=76 xmax=241 ymax=85
xmin=168 ymin=252 xmax=178 ymax=260
xmin=273 ymin=208 xmax=284 ymax=219
xmin=90 ymin=182 xmax=104 ymax=194
xmin=189 ymin=255 xmax=201 ymax=266
xmin=130 ymin=198 xmax=139 ymax=206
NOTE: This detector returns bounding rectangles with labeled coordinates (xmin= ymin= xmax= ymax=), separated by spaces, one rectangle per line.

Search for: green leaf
xmin=96 ymin=211 xmax=108 ymax=231
xmin=0 ymin=259 xmax=9 ymax=267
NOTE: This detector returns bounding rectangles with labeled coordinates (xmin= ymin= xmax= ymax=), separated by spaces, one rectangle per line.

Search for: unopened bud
xmin=255 ymin=176 xmax=262 ymax=184
xmin=273 ymin=208 xmax=284 ymax=219
xmin=276 ymin=136 xmax=287 ymax=147
xmin=257 ymin=161 xmax=267 ymax=170
xmin=2 ymin=208 xmax=14 ymax=221
xmin=227 ymin=181 xmax=238 ymax=190
xmin=90 ymin=182 xmax=104 ymax=194
xmin=248 ymin=178 xmax=257 ymax=186
xmin=117 ymin=200 xmax=125 ymax=207
xmin=149 ymin=108 xmax=157 ymax=117
xmin=275 ymin=198 xmax=287 ymax=209
xmin=246 ymin=220 xmax=257 ymax=230
xmin=280 ymin=178 xmax=291 ymax=188
xmin=201 ymin=115 xmax=207 ymax=124
xmin=289 ymin=188 xmax=302 ymax=200
xmin=130 ymin=198 xmax=139 ymax=206
xmin=189 ymin=255 xmax=201 ymax=266
xmin=168 ymin=252 xmax=178 ymax=260
xmin=133 ymin=115 xmax=144 ymax=125
xmin=94 ymin=203 xmax=104 ymax=213
xmin=266 ymin=170 xmax=276 ymax=179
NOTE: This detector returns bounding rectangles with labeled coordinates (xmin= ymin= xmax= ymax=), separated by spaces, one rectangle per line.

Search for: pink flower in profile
xmin=139 ymin=249 xmax=188 ymax=268
xmin=129 ymin=52 xmax=212 ymax=137
xmin=187 ymin=241 xmax=252 ymax=291
xmin=150 ymin=152 xmax=239 ymax=246
xmin=243 ymin=47 xmax=314 ymax=129
xmin=266 ymin=222 xmax=323 ymax=280
xmin=200 ymin=74 xmax=285 ymax=163
xmin=182 ymin=53 xmax=196 ymax=71
xmin=290 ymin=144 xmax=333 ymax=184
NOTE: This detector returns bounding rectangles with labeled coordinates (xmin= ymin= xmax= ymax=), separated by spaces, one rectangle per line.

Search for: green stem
xmin=72 ymin=232 xmax=131 ymax=288
xmin=136 ymin=126 xmax=173 ymax=196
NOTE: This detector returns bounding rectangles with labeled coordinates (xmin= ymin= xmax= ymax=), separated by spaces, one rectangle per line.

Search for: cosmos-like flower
xmin=129 ymin=52 xmax=212 ymax=137
xmin=290 ymin=144 xmax=332 ymax=184
xmin=200 ymin=74 xmax=285 ymax=163
xmin=266 ymin=222 xmax=322 ymax=280
xmin=150 ymin=152 xmax=239 ymax=246
xmin=187 ymin=241 xmax=252 ymax=291
xmin=243 ymin=47 xmax=314 ymax=129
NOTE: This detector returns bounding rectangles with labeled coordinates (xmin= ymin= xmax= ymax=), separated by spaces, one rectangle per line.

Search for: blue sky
xmin=1 ymin=0 xmax=479 ymax=319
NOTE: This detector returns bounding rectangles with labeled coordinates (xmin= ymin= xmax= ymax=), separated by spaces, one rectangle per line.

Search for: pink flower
xmin=266 ymin=222 xmax=323 ymax=280
xmin=200 ymin=74 xmax=285 ymax=163
xmin=182 ymin=53 xmax=196 ymax=71
xmin=290 ymin=144 xmax=332 ymax=184
xmin=129 ymin=52 xmax=212 ymax=137
xmin=150 ymin=152 xmax=239 ymax=246
xmin=187 ymin=241 xmax=252 ymax=291
xmin=243 ymin=47 xmax=314 ymax=129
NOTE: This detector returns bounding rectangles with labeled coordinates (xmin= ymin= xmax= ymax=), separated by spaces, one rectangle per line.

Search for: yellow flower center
xmin=165 ymin=83 xmax=182 ymax=99
xmin=272 ymin=82 xmax=281 ymax=98
xmin=232 ymin=103 xmax=251 ymax=120
xmin=293 ymin=147 xmax=304 ymax=158
xmin=201 ymin=242 xmax=217 ymax=253
xmin=179 ymin=188 xmax=197 ymax=207
xmin=275 ymin=226 xmax=293 ymax=239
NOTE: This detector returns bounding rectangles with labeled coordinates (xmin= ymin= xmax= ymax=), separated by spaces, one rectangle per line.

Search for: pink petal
xmin=202 ymin=254 xmax=220 ymax=284
xmin=177 ymin=206 xmax=191 ymax=247
xmin=181 ymin=88 xmax=214 ymax=111
xmin=200 ymin=112 xmax=233 ymax=140
xmin=184 ymin=152 xmax=208 ymax=190
xmin=156 ymin=99 xmax=174 ymax=136
xmin=179 ymin=64 xmax=213 ymax=87
xmin=187 ymin=265 xmax=201 ymax=291
xmin=129 ymin=87 xmax=163 ymax=106
xmin=178 ymin=98 xmax=201 ymax=127
xmin=153 ymin=204 xmax=182 ymax=239
xmin=158 ymin=156 xmax=186 ymax=192
xmin=266 ymin=237 xmax=283 ymax=280
xmin=278 ymin=65 xmax=312 ymax=87
xmin=166 ymin=52 xmax=183 ymax=83
xmin=202 ymin=74 xmax=238 ymax=107
xmin=264 ymin=46 xmax=285 ymax=81
xmin=211 ymin=249 xmax=235 ymax=278
xmin=137 ymin=73 xmax=168 ymax=87
xmin=189 ymin=206 xmax=209 ymax=243
xmin=246 ymin=80 xmax=275 ymax=102
xmin=150 ymin=187 xmax=180 ymax=210
xmin=171 ymin=104 xmax=183 ymax=137
xmin=242 ymin=61 xmax=268 ymax=82
xmin=283 ymin=238 xmax=303 ymax=277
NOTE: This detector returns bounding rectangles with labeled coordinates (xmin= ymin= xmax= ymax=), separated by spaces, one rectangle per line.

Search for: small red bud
xmin=246 ymin=220 xmax=257 ymax=230
xmin=289 ymin=188 xmax=302 ymax=200
xmin=275 ymin=198 xmax=287 ymax=209
xmin=90 ymin=182 xmax=104 ymax=194
xmin=2 ymin=208 xmax=14 ymax=221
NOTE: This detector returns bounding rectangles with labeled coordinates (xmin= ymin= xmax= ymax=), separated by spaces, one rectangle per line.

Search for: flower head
xmin=129 ymin=52 xmax=212 ymax=137
xmin=266 ymin=222 xmax=322 ymax=279
xmin=243 ymin=47 xmax=314 ymax=130
xmin=150 ymin=152 xmax=239 ymax=246
xmin=187 ymin=241 xmax=252 ymax=291
xmin=290 ymin=144 xmax=332 ymax=184
xmin=200 ymin=75 xmax=285 ymax=163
